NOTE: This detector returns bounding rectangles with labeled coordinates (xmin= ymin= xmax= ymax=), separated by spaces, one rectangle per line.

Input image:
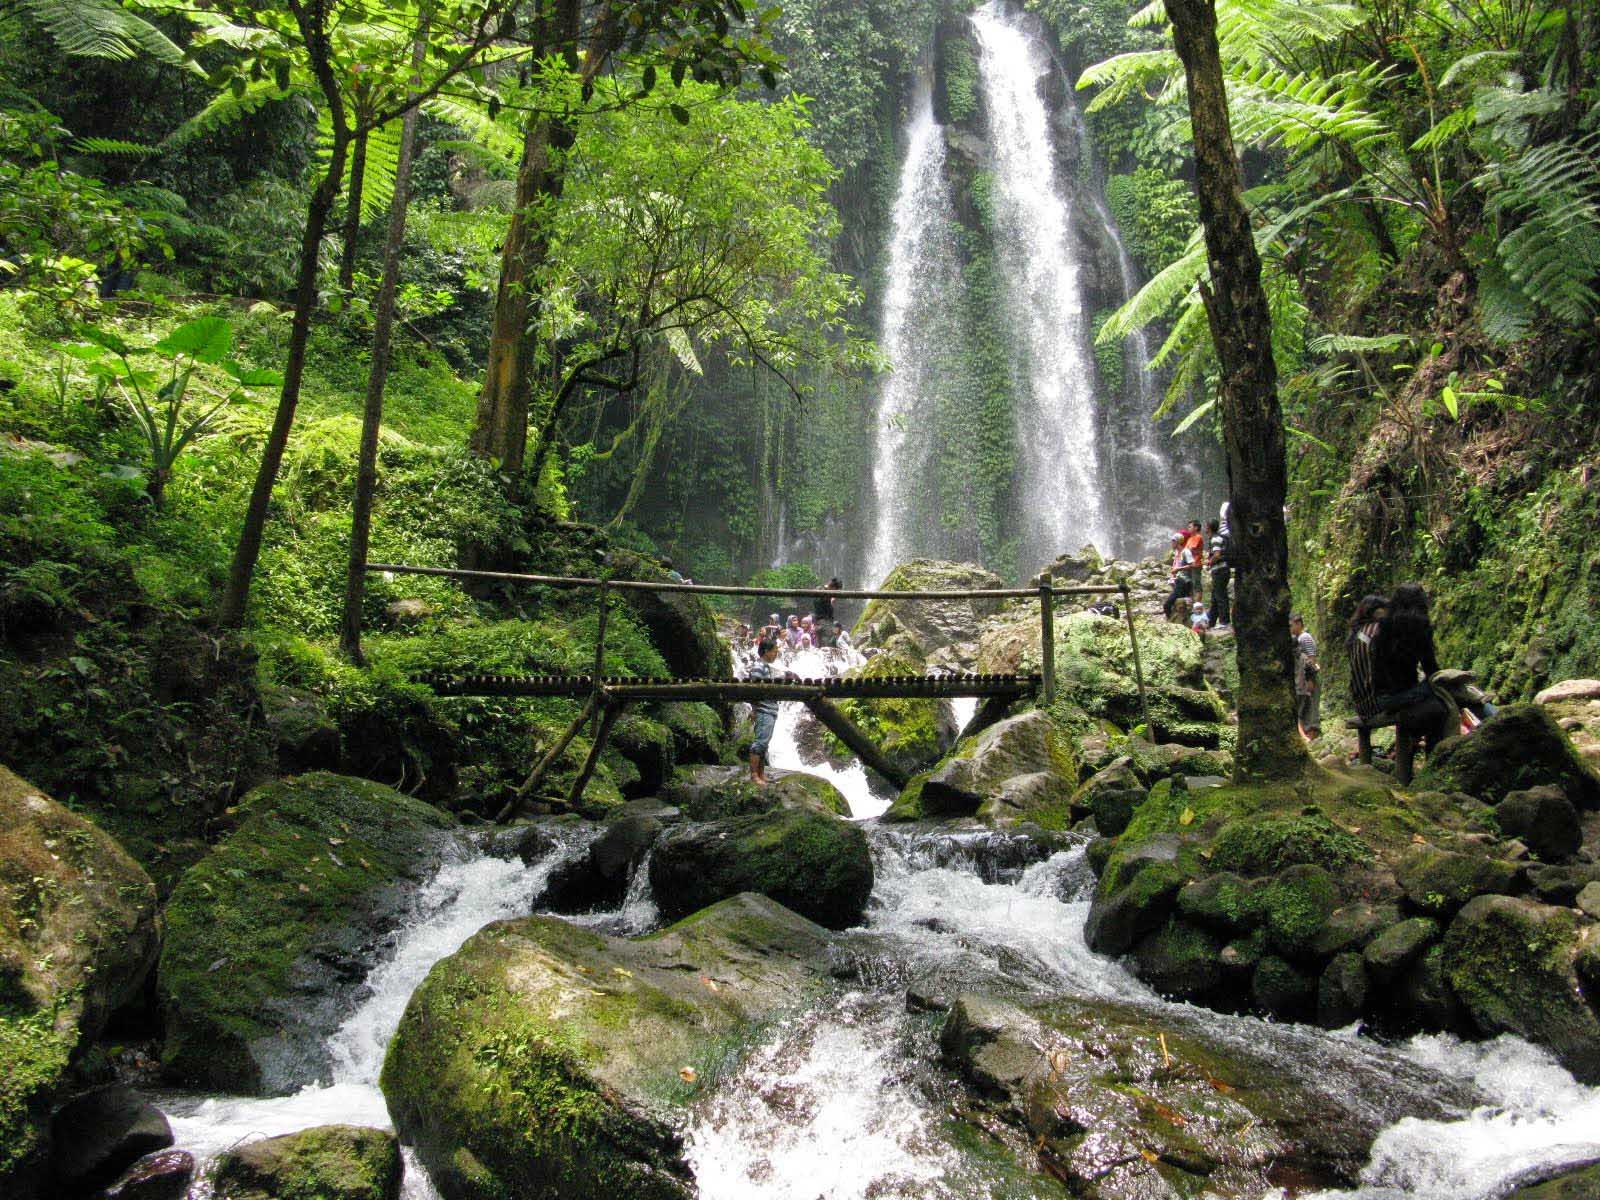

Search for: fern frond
xmin=1096 ymin=235 xmax=1206 ymax=342
xmin=317 ymin=113 xmax=403 ymax=221
xmin=1307 ymin=332 xmax=1415 ymax=355
xmin=422 ymin=95 xmax=522 ymax=161
xmin=19 ymin=0 xmax=195 ymax=71
xmin=161 ymin=79 xmax=296 ymax=152
xmin=1078 ymin=50 xmax=1178 ymax=111
xmin=1480 ymin=133 xmax=1600 ymax=324
xmin=73 ymin=137 xmax=159 ymax=157
xmin=1476 ymin=259 xmax=1538 ymax=344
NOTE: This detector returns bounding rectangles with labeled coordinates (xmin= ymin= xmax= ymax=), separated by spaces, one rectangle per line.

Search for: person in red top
xmin=1184 ymin=519 xmax=1205 ymax=602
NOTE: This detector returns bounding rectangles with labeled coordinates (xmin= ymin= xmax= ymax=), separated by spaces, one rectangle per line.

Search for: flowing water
xmin=972 ymin=0 xmax=1112 ymax=571
xmin=864 ymin=79 xmax=964 ymax=590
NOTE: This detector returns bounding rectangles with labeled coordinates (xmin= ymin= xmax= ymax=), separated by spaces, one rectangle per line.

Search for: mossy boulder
xmin=1209 ymin=810 xmax=1373 ymax=877
xmin=1252 ymin=954 xmax=1317 ymax=1019
xmin=658 ymin=765 xmax=847 ymax=820
xmin=1259 ymin=864 xmax=1341 ymax=959
xmin=1507 ymin=1164 xmax=1600 ymax=1200
xmin=213 ymin=1125 xmax=400 ymax=1200
xmin=1176 ymin=872 xmax=1264 ymax=937
xmin=1362 ymin=917 xmax=1440 ymax=984
xmin=1442 ymin=894 xmax=1600 ymax=1083
xmin=1494 ymin=785 xmax=1581 ymax=863
xmin=1419 ymin=704 xmax=1600 ymax=809
xmin=1316 ymin=952 xmax=1370 ymax=1028
xmin=829 ymin=651 xmax=948 ymax=775
xmin=1131 ymin=919 xmax=1224 ymax=1000
xmin=606 ymin=550 xmax=731 ymax=680
xmin=918 ymin=711 xmax=1078 ymax=826
xmin=1085 ymin=852 xmax=1185 ymax=956
xmin=544 ymin=809 xmax=665 ymax=913
xmin=1395 ymin=845 xmax=1519 ymax=916
xmin=940 ymin=990 xmax=1469 ymax=1197
xmin=1 ymin=765 xmax=160 ymax=1199
xmin=158 ymin=772 xmax=453 ymax=1093
xmin=655 ymin=702 xmax=725 ymax=765
xmin=853 ymin=559 xmax=1004 ymax=661
xmin=381 ymin=894 xmax=832 ymax=1200
xmin=649 ymin=808 xmax=872 ymax=929
xmin=610 ymin=713 xmax=674 ymax=797
xmin=1075 ymin=758 xmax=1144 ymax=837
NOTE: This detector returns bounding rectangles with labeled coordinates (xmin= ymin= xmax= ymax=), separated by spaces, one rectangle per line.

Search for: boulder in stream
xmin=913 ymin=711 xmax=1078 ymax=826
xmin=157 ymin=772 xmax=454 ymax=1093
xmin=0 ymin=764 xmax=160 ymax=1200
xmin=212 ymin=1125 xmax=401 ymax=1200
xmin=852 ymin=559 xmax=1005 ymax=663
xmin=650 ymin=807 xmax=872 ymax=929
xmin=381 ymin=893 xmax=833 ymax=1200
xmin=659 ymin=765 xmax=848 ymax=820
xmin=48 ymin=1084 xmax=172 ymax=1195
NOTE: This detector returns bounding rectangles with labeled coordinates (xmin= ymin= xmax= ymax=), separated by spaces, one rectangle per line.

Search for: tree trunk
xmin=217 ymin=136 xmax=349 ymax=629
xmin=1166 ymin=0 xmax=1307 ymax=782
xmin=338 ymin=123 xmax=369 ymax=293
xmin=340 ymin=19 xmax=431 ymax=663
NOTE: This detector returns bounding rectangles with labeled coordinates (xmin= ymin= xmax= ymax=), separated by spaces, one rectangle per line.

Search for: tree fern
xmin=160 ymin=78 xmax=297 ymax=152
xmin=18 ymin=0 xmax=195 ymax=71
xmin=1479 ymin=133 xmax=1600 ymax=325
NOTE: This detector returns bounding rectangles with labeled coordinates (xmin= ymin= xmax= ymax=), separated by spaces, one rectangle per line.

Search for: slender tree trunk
xmin=217 ymin=138 xmax=349 ymax=628
xmin=1166 ymin=0 xmax=1307 ymax=782
xmin=338 ymin=124 xmax=370 ymax=293
xmin=340 ymin=18 xmax=431 ymax=663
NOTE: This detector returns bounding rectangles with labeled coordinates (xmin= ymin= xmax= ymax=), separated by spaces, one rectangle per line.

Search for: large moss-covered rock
xmin=978 ymin=610 xmax=1227 ymax=746
xmin=213 ymin=1125 xmax=400 ymax=1200
xmin=1419 ymin=704 xmax=1600 ymax=809
xmin=1 ymin=765 xmax=160 ymax=1198
xmin=655 ymin=703 xmax=725 ymax=765
xmin=1075 ymin=758 xmax=1145 ymax=837
xmin=611 ymin=714 xmax=674 ymax=797
xmin=853 ymin=559 xmax=1005 ymax=662
xmin=940 ymin=991 xmax=1471 ymax=1198
xmin=829 ymin=651 xmax=949 ymax=775
xmin=658 ymin=765 xmax=847 ymax=820
xmin=606 ymin=551 xmax=731 ymax=680
xmin=649 ymin=808 xmax=872 ymax=929
xmin=381 ymin=894 xmax=832 ymax=1200
xmin=1442 ymin=895 xmax=1600 ymax=1083
xmin=1395 ymin=845 xmax=1519 ymax=916
xmin=158 ymin=773 xmax=453 ymax=1093
xmin=1494 ymin=785 xmax=1581 ymax=862
xmin=917 ymin=711 xmax=1078 ymax=827
xmin=1507 ymin=1164 xmax=1600 ymax=1200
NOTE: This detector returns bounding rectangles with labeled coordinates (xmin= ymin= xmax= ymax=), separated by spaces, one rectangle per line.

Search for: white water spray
xmin=972 ymin=1 xmax=1111 ymax=569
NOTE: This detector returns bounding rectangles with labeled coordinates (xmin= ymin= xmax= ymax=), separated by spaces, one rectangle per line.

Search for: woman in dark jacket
xmin=1371 ymin=583 xmax=1448 ymax=746
xmin=1346 ymin=593 xmax=1387 ymax=721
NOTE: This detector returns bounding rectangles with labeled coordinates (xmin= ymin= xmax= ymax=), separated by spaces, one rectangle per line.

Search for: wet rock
xmin=1495 ymin=786 xmax=1581 ymax=863
xmin=545 ymin=812 xmax=664 ymax=912
xmin=650 ymin=807 xmax=872 ymax=929
xmin=49 ymin=1086 xmax=172 ymax=1194
xmin=919 ymin=711 xmax=1077 ymax=826
xmin=940 ymin=991 xmax=1469 ymax=1198
xmin=1505 ymin=1162 xmax=1600 ymax=1199
xmin=659 ymin=765 xmax=847 ymax=820
xmin=853 ymin=560 xmax=1005 ymax=661
xmin=213 ymin=1125 xmax=400 ymax=1200
xmin=1393 ymin=944 xmax=1469 ymax=1033
xmin=1084 ymin=845 xmax=1184 ymax=956
xmin=157 ymin=773 xmax=454 ymax=1093
xmin=1176 ymin=872 xmax=1263 ymax=938
xmin=1075 ymin=758 xmax=1144 ymax=837
xmin=1131 ymin=920 xmax=1224 ymax=1000
xmin=1443 ymin=894 xmax=1600 ymax=1083
xmin=1419 ymin=704 xmax=1600 ymax=810
xmin=100 ymin=1149 xmax=194 ymax=1200
xmin=0 ymin=766 xmax=160 ymax=1199
xmin=382 ymin=895 xmax=832 ymax=1200
xmin=1363 ymin=917 xmax=1440 ymax=984
xmin=1395 ymin=846 xmax=1520 ymax=916
xmin=1317 ymin=952 xmax=1369 ymax=1028
xmin=1253 ymin=954 xmax=1317 ymax=1020
xmin=1527 ymin=863 xmax=1600 ymax=905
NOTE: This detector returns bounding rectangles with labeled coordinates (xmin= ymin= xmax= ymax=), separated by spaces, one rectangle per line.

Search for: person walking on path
xmin=746 ymin=637 xmax=785 ymax=784
xmin=1291 ymin=613 xmax=1321 ymax=738
xmin=1206 ymin=519 xmax=1231 ymax=628
xmin=1346 ymin=594 xmax=1387 ymax=722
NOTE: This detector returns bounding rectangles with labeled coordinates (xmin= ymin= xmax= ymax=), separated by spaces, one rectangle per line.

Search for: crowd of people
xmin=1163 ymin=506 xmax=1232 ymax=634
xmin=734 ymin=578 xmax=851 ymax=655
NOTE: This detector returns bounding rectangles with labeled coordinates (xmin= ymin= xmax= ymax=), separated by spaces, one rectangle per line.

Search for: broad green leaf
xmin=155 ymin=316 xmax=232 ymax=363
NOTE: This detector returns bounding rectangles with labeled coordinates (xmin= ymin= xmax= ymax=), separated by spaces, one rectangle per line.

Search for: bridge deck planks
xmin=416 ymin=671 xmax=1042 ymax=702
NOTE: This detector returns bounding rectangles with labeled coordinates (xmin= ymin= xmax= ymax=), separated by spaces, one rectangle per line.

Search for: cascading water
xmin=972 ymin=0 xmax=1112 ymax=572
xmin=864 ymin=80 xmax=963 ymax=590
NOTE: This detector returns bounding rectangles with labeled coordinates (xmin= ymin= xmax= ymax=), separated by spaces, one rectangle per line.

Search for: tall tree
xmin=1166 ymin=0 xmax=1306 ymax=781
xmin=212 ymin=0 xmax=516 ymax=629
xmin=340 ymin=6 xmax=433 ymax=663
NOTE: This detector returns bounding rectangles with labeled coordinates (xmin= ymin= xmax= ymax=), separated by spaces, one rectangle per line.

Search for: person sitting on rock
xmin=1164 ymin=531 xmax=1197 ymax=621
xmin=1190 ymin=599 xmax=1211 ymax=637
xmin=1372 ymin=583 xmax=1449 ymax=750
xmin=746 ymin=636 xmax=786 ymax=785
xmin=1346 ymin=593 xmax=1387 ymax=723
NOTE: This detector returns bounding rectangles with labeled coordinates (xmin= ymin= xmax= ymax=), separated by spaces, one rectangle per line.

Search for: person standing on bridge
xmin=747 ymin=636 xmax=785 ymax=785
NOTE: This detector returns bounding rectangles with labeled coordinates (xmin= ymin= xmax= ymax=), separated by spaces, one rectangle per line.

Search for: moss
xmin=1259 ymin=866 xmax=1340 ymax=958
xmin=0 ymin=1003 xmax=75 ymax=1182
xmin=655 ymin=702 xmax=725 ymax=765
xmin=214 ymin=1125 xmax=401 ymax=1200
xmin=1209 ymin=812 xmax=1373 ymax=877
xmin=883 ymin=774 xmax=928 ymax=822
xmin=158 ymin=772 xmax=452 ymax=1090
xmin=828 ymin=651 xmax=946 ymax=772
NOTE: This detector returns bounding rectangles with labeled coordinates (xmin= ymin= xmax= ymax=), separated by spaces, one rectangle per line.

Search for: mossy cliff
xmin=380 ymin=893 xmax=834 ymax=1200
xmin=158 ymin=772 xmax=453 ymax=1093
xmin=0 ymin=765 xmax=160 ymax=1198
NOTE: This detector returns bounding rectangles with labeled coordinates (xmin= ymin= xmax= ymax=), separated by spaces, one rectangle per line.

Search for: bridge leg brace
xmin=567 ymin=698 xmax=624 ymax=810
xmin=495 ymin=692 xmax=599 ymax=824
xmin=804 ymin=698 xmax=910 ymax=791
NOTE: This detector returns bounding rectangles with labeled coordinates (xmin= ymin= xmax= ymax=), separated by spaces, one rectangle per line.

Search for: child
xmin=746 ymin=637 xmax=784 ymax=784
xmin=1189 ymin=599 xmax=1211 ymax=636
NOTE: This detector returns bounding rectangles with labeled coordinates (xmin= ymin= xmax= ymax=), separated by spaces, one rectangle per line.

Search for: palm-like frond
xmin=161 ymin=78 xmax=298 ymax=152
xmin=423 ymin=95 xmax=523 ymax=162
xmin=18 ymin=0 xmax=195 ymax=70
xmin=1480 ymin=133 xmax=1600 ymax=325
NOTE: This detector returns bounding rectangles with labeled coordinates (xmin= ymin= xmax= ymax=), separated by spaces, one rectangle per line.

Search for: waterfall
xmin=971 ymin=1 xmax=1112 ymax=572
xmin=864 ymin=80 xmax=962 ymax=590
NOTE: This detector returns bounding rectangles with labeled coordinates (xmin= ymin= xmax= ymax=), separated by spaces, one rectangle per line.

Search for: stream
xmin=158 ymin=650 xmax=1600 ymax=1198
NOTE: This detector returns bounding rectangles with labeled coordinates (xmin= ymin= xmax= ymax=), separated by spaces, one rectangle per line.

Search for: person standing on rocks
xmin=745 ymin=637 xmax=787 ymax=784
xmin=1291 ymin=613 xmax=1321 ymax=738
xmin=1346 ymin=593 xmax=1387 ymax=722
xmin=1206 ymin=519 xmax=1231 ymax=628
xmin=1184 ymin=519 xmax=1206 ymax=601
xmin=1165 ymin=531 xmax=1197 ymax=621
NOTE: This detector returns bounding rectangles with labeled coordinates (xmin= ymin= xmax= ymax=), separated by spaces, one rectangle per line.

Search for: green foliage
xmin=942 ymin=39 xmax=980 ymax=124
xmin=1104 ymin=168 xmax=1198 ymax=276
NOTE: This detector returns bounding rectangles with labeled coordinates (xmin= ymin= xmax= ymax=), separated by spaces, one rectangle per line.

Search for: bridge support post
xmin=591 ymin=577 xmax=611 ymax=736
xmin=568 ymin=696 xmax=623 ymax=810
xmin=805 ymin=698 xmax=910 ymax=790
xmin=1039 ymin=577 xmax=1056 ymax=707
xmin=1121 ymin=581 xmax=1155 ymax=740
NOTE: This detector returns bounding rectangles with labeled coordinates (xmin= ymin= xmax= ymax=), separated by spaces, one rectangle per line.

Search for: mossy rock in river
xmin=0 ymin=765 xmax=160 ymax=1199
xmin=649 ymin=807 xmax=872 ymax=929
xmin=381 ymin=894 xmax=833 ymax=1200
xmin=853 ymin=559 xmax=1005 ymax=661
xmin=659 ymin=765 xmax=848 ymax=820
xmin=1418 ymin=704 xmax=1600 ymax=809
xmin=157 ymin=772 xmax=453 ymax=1094
xmin=915 ymin=711 xmax=1080 ymax=828
xmin=828 ymin=650 xmax=950 ymax=775
xmin=213 ymin=1125 xmax=400 ymax=1200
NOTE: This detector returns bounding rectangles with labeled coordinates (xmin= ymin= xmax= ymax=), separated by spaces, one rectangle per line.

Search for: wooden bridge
xmin=360 ymin=562 xmax=1152 ymax=820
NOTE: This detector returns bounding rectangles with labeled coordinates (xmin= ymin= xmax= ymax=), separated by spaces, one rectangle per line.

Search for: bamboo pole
xmin=1121 ymin=581 xmax=1155 ymax=740
xmin=591 ymin=576 xmax=610 ymax=737
xmin=494 ymin=692 xmax=598 ymax=823
xmin=804 ymin=698 xmax=911 ymax=789
xmin=567 ymin=699 xmax=622 ymax=809
xmin=1039 ymin=576 xmax=1056 ymax=706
